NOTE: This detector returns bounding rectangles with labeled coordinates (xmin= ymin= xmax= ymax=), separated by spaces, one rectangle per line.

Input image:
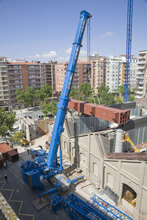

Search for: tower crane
xmin=21 ymin=10 xmax=91 ymax=190
xmin=123 ymin=0 xmax=134 ymax=102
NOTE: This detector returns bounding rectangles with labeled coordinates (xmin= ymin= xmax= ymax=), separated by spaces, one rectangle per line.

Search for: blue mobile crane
xmin=21 ymin=10 xmax=91 ymax=190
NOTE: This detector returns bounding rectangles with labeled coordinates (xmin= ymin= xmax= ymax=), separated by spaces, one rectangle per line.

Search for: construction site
xmin=0 ymin=1 xmax=147 ymax=220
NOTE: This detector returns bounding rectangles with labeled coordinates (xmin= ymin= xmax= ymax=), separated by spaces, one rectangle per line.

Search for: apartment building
xmin=106 ymin=56 xmax=125 ymax=93
xmin=121 ymin=55 xmax=138 ymax=92
xmin=8 ymin=61 xmax=41 ymax=104
xmin=136 ymin=50 xmax=147 ymax=98
xmin=130 ymin=57 xmax=138 ymax=90
xmin=40 ymin=61 xmax=56 ymax=90
xmin=90 ymin=55 xmax=106 ymax=93
xmin=55 ymin=62 xmax=90 ymax=92
xmin=0 ymin=57 xmax=10 ymax=106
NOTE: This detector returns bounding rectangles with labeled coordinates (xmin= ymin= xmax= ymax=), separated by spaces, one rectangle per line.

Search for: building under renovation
xmin=48 ymin=101 xmax=147 ymax=220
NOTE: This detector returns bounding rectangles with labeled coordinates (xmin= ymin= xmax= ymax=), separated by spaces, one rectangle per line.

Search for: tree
xmin=24 ymin=87 xmax=35 ymax=107
xmin=15 ymin=87 xmax=35 ymax=107
xmin=15 ymin=89 xmax=26 ymax=106
xmin=130 ymin=87 xmax=137 ymax=96
xmin=49 ymin=100 xmax=57 ymax=116
xmin=119 ymin=86 xmax=124 ymax=96
xmin=70 ymin=87 xmax=79 ymax=99
xmin=40 ymin=100 xmax=57 ymax=117
xmin=97 ymin=85 xmax=109 ymax=97
xmin=11 ymin=131 xmax=24 ymax=143
xmin=0 ymin=108 xmax=16 ymax=140
xmin=97 ymin=85 xmax=116 ymax=105
xmin=129 ymin=95 xmax=135 ymax=101
xmin=115 ymin=95 xmax=123 ymax=104
xmin=40 ymin=85 xmax=53 ymax=101
xmin=79 ymin=83 xmax=92 ymax=97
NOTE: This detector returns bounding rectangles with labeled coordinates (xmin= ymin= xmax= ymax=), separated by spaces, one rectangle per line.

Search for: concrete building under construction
xmin=48 ymin=101 xmax=147 ymax=220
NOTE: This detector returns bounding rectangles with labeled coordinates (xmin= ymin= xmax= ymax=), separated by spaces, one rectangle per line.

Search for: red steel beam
xmin=68 ymin=99 xmax=130 ymax=124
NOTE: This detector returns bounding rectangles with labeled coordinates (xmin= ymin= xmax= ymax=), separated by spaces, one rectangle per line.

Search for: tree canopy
xmin=40 ymin=100 xmax=57 ymax=117
xmin=11 ymin=130 xmax=24 ymax=143
xmin=97 ymin=85 xmax=116 ymax=105
xmin=15 ymin=85 xmax=53 ymax=107
xmin=15 ymin=87 xmax=35 ymax=107
xmin=79 ymin=83 xmax=92 ymax=97
xmin=0 ymin=108 xmax=16 ymax=140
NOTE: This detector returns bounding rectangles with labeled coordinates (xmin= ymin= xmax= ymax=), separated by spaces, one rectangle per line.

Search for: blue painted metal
xmin=124 ymin=0 xmax=133 ymax=102
xmin=91 ymin=194 xmax=133 ymax=220
xmin=21 ymin=10 xmax=91 ymax=190
xmin=67 ymin=176 xmax=84 ymax=184
xmin=50 ymin=194 xmax=64 ymax=214
xmin=39 ymin=187 xmax=58 ymax=198
xmin=47 ymin=10 xmax=91 ymax=169
xmin=50 ymin=193 xmax=133 ymax=220
xmin=59 ymin=193 xmax=110 ymax=219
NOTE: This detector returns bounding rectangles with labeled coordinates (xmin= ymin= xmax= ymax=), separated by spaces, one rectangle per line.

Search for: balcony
xmin=138 ymin=65 xmax=145 ymax=70
xmin=1 ymin=79 xmax=8 ymax=83
xmin=138 ymin=86 xmax=144 ymax=90
xmin=136 ymin=90 xmax=143 ymax=95
xmin=136 ymin=75 xmax=144 ymax=80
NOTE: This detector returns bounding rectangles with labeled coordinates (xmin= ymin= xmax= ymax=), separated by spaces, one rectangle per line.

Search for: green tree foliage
xmin=15 ymin=89 xmax=26 ymax=106
xmin=35 ymin=85 xmax=52 ymax=102
xmin=40 ymin=100 xmax=57 ymax=117
xmin=49 ymin=100 xmax=57 ymax=116
xmin=25 ymin=87 xmax=35 ymax=106
xmin=129 ymin=95 xmax=135 ymax=101
xmin=79 ymin=83 xmax=92 ymax=97
xmin=41 ymin=85 xmax=53 ymax=100
xmin=15 ymin=87 xmax=34 ymax=107
xmin=0 ymin=108 xmax=16 ymax=140
xmin=115 ymin=95 xmax=123 ymax=103
xmin=70 ymin=87 xmax=79 ymax=99
xmin=97 ymin=85 xmax=116 ymax=105
xmin=11 ymin=130 xmax=24 ymax=143
xmin=16 ymin=85 xmax=53 ymax=107
xmin=119 ymin=86 xmax=124 ymax=96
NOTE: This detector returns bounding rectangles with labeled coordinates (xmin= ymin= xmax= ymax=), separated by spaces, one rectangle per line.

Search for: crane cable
xmin=87 ymin=18 xmax=91 ymax=73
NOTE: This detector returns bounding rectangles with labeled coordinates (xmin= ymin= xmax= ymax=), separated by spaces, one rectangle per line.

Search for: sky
xmin=0 ymin=0 xmax=147 ymax=62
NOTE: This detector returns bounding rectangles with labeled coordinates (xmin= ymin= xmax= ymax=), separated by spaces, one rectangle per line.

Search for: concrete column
xmin=88 ymin=134 xmax=90 ymax=178
xmin=137 ymin=161 xmax=146 ymax=219
xmin=118 ymin=160 xmax=122 ymax=203
xmin=26 ymin=124 xmax=30 ymax=141
xmin=115 ymin=129 xmax=123 ymax=153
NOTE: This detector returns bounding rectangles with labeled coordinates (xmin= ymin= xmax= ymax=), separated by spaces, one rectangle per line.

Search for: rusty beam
xmin=68 ymin=99 xmax=130 ymax=124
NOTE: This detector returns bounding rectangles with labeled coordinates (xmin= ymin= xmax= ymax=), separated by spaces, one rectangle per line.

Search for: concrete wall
xmin=20 ymin=117 xmax=50 ymax=141
xmin=61 ymin=122 xmax=147 ymax=220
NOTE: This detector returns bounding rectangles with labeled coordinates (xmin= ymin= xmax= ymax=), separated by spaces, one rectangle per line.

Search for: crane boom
xmin=47 ymin=10 xmax=91 ymax=169
xmin=124 ymin=0 xmax=133 ymax=102
xmin=20 ymin=10 xmax=92 ymax=190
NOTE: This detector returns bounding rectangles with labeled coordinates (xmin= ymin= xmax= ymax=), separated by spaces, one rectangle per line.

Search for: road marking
xmin=0 ymin=177 xmax=35 ymax=220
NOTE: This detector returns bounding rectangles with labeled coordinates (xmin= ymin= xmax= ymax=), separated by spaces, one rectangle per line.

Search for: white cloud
xmin=100 ymin=32 xmax=115 ymax=38
xmin=65 ymin=48 xmax=87 ymax=57
xmin=56 ymin=57 xmax=66 ymax=62
xmin=28 ymin=51 xmax=57 ymax=61
xmin=80 ymin=50 xmax=87 ymax=56
xmin=42 ymin=51 xmax=57 ymax=58
xmin=34 ymin=54 xmax=40 ymax=58
xmin=65 ymin=48 xmax=72 ymax=55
